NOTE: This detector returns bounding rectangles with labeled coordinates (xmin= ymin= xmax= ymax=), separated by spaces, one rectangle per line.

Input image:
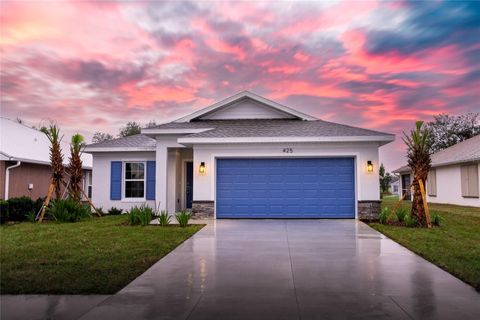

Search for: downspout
xmin=5 ymin=160 xmax=21 ymax=200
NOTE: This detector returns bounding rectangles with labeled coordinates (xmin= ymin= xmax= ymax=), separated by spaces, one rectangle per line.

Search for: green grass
xmin=0 ymin=216 xmax=203 ymax=294
xmin=370 ymin=198 xmax=480 ymax=290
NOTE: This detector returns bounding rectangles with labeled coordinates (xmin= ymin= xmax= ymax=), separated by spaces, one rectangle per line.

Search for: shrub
xmin=175 ymin=210 xmax=192 ymax=227
xmin=395 ymin=207 xmax=408 ymax=222
xmin=7 ymin=196 xmax=36 ymax=221
xmin=95 ymin=206 xmax=105 ymax=216
xmin=47 ymin=198 xmax=91 ymax=223
xmin=431 ymin=211 xmax=442 ymax=226
xmin=404 ymin=214 xmax=418 ymax=228
xmin=138 ymin=206 xmax=154 ymax=226
xmin=108 ymin=207 xmax=123 ymax=215
xmin=25 ymin=211 xmax=37 ymax=223
xmin=158 ymin=210 xmax=171 ymax=226
xmin=378 ymin=207 xmax=390 ymax=224
xmin=126 ymin=205 xmax=153 ymax=226
xmin=0 ymin=200 xmax=9 ymax=224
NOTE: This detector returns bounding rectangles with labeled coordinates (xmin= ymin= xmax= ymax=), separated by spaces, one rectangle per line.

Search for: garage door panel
xmin=216 ymin=158 xmax=355 ymax=218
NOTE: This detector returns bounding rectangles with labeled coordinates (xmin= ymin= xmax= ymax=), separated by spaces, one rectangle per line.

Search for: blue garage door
xmin=216 ymin=158 xmax=355 ymax=218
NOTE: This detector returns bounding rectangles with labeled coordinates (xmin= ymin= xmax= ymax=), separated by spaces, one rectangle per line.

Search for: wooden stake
xmin=418 ymin=179 xmax=432 ymax=228
xmin=79 ymin=188 xmax=102 ymax=217
xmin=37 ymin=181 xmax=55 ymax=223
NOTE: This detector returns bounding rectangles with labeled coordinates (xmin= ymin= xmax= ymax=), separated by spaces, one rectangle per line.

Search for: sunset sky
xmin=1 ymin=0 xmax=479 ymax=171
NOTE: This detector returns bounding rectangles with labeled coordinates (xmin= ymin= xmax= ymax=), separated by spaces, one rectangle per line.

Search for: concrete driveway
xmin=81 ymin=220 xmax=480 ymax=320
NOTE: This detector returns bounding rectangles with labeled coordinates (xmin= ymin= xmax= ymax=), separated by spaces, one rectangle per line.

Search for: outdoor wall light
xmin=367 ymin=161 xmax=374 ymax=173
xmin=199 ymin=162 xmax=206 ymax=174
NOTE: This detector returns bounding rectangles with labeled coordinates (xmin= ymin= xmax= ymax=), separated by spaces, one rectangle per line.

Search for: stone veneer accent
xmin=358 ymin=200 xmax=381 ymax=220
xmin=192 ymin=201 xmax=215 ymax=218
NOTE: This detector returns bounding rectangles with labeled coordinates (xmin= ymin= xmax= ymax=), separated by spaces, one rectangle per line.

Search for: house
xmin=389 ymin=176 xmax=400 ymax=195
xmin=0 ymin=118 xmax=92 ymax=200
xmin=393 ymin=134 xmax=480 ymax=207
xmin=85 ymin=91 xmax=395 ymax=219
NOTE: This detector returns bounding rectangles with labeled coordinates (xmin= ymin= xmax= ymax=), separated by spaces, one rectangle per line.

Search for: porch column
xmin=156 ymin=142 xmax=168 ymax=212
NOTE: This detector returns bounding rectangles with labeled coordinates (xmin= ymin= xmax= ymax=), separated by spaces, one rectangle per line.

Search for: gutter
xmin=5 ymin=160 xmax=21 ymax=200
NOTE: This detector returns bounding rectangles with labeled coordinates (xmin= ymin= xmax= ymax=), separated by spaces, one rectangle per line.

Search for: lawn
xmin=370 ymin=197 xmax=480 ymax=290
xmin=0 ymin=216 xmax=203 ymax=294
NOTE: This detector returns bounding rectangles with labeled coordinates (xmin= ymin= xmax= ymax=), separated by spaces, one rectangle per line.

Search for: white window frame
xmin=461 ymin=164 xmax=479 ymax=198
xmin=123 ymin=161 xmax=146 ymax=201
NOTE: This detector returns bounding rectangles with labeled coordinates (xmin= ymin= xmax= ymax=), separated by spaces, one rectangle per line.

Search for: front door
xmin=185 ymin=162 xmax=193 ymax=209
xmin=401 ymin=174 xmax=412 ymax=199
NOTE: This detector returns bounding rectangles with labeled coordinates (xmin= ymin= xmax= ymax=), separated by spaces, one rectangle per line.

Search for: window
xmin=461 ymin=164 xmax=479 ymax=198
xmin=427 ymin=169 xmax=437 ymax=196
xmin=393 ymin=185 xmax=398 ymax=193
xmin=124 ymin=162 xmax=145 ymax=199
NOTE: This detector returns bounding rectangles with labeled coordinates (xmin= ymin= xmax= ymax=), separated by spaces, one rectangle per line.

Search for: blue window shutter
xmin=110 ymin=161 xmax=122 ymax=200
xmin=146 ymin=161 xmax=156 ymax=200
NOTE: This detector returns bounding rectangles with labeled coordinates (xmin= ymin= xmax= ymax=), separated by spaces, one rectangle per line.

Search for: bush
xmin=404 ymin=214 xmax=417 ymax=228
xmin=175 ymin=210 xmax=192 ymax=227
xmin=108 ymin=207 xmax=123 ymax=215
xmin=395 ymin=207 xmax=408 ymax=222
xmin=47 ymin=198 xmax=91 ymax=223
xmin=7 ymin=196 xmax=36 ymax=221
xmin=431 ymin=211 xmax=442 ymax=226
xmin=126 ymin=205 xmax=153 ymax=226
xmin=95 ymin=206 xmax=105 ymax=216
xmin=0 ymin=200 xmax=9 ymax=224
xmin=378 ymin=207 xmax=390 ymax=224
xmin=158 ymin=210 xmax=171 ymax=226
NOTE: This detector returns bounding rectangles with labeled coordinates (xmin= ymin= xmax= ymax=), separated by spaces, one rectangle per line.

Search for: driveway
xmin=81 ymin=220 xmax=480 ymax=320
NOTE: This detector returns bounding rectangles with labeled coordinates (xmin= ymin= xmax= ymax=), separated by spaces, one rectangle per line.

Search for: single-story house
xmin=389 ymin=176 xmax=400 ymax=195
xmin=0 ymin=118 xmax=92 ymax=200
xmin=393 ymin=134 xmax=480 ymax=207
xmin=85 ymin=91 xmax=395 ymax=219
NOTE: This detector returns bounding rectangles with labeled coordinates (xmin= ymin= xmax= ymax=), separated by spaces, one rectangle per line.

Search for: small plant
xmin=126 ymin=206 xmax=140 ymax=225
xmin=378 ymin=207 xmax=390 ymax=224
xmin=96 ymin=206 xmax=105 ymax=216
xmin=431 ymin=211 xmax=442 ymax=226
xmin=126 ymin=205 xmax=154 ymax=226
xmin=395 ymin=207 xmax=408 ymax=223
xmin=25 ymin=211 xmax=37 ymax=223
xmin=175 ymin=210 xmax=192 ymax=227
xmin=138 ymin=206 xmax=154 ymax=226
xmin=108 ymin=207 xmax=123 ymax=215
xmin=158 ymin=210 xmax=171 ymax=226
xmin=404 ymin=214 xmax=418 ymax=228
xmin=47 ymin=198 xmax=91 ymax=222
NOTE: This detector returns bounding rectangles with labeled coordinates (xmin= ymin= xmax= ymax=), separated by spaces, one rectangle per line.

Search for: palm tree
xmin=42 ymin=125 xmax=64 ymax=200
xmin=67 ymin=134 xmax=85 ymax=202
xmin=403 ymin=121 xmax=432 ymax=226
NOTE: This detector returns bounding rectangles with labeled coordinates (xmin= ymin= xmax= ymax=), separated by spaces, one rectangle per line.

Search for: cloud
xmin=1 ymin=0 xmax=479 ymax=171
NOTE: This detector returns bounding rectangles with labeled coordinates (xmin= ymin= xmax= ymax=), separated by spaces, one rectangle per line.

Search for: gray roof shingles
xmin=86 ymin=134 xmax=156 ymax=149
xmin=86 ymin=119 xmax=393 ymax=150
xmin=393 ymin=134 xmax=480 ymax=172
xmin=152 ymin=119 xmax=393 ymax=138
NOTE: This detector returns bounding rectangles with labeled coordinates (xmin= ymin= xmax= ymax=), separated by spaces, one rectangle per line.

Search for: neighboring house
xmin=85 ymin=91 xmax=395 ymax=219
xmin=0 ymin=118 xmax=92 ymax=200
xmin=389 ymin=176 xmax=400 ymax=195
xmin=393 ymin=134 xmax=480 ymax=207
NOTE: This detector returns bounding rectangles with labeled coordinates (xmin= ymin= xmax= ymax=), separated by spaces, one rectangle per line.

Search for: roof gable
xmin=174 ymin=91 xmax=317 ymax=122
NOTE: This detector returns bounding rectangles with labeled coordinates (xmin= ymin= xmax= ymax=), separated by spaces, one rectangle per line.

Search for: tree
xmin=92 ymin=132 xmax=114 ymax=143
xmin=146 ymin=120 xmax=157 ymax=128
xmin=67 ymin=134 xmax=85 ymax=202
xmin=379 ymin=163 xmax=393 ymax=193
xmin=427 ymin=113 xmax=480 ymax=152
xmin=119 ymin=121 xmax=141 ymax=137
xmin=41 ymin=125 xmax=64 ymax=200
xmin=403 ymin=121 xmax=432 ymax=227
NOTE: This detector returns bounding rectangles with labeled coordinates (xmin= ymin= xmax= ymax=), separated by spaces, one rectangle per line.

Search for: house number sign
xmin=283 ymin=148 xmax=293 ymax=153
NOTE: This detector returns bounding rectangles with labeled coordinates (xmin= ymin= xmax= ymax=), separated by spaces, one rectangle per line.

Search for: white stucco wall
xmin=192 ymin=142 xmax=381 ymax=215
xmin=427 ymin=163 xmax=480 ymax=207
xmin=91 ymin=151 xmax=156 ymax=211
